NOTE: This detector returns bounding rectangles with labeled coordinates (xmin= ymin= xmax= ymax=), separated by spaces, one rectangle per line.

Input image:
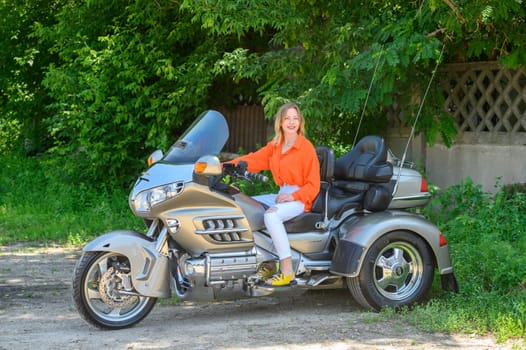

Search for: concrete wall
xmin=425 ymin=143 xmax=526 ymax=193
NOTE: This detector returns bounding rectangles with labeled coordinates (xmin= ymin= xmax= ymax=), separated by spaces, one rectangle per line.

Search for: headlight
xmin=132 ymin=182 xmax=184 ymax=213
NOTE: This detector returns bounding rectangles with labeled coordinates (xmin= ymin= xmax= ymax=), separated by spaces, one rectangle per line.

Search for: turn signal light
xmin=194 ymin=162 xmax=208 ymax=174
xmin=147 ymin=150 xmax=164 ymax=167
xmin=147 ymin=156 xmax=155 ymax=167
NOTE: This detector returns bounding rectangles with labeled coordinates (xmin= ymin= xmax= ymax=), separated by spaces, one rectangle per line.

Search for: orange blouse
xmin=232 ymin=135 xmax=320 ymax=212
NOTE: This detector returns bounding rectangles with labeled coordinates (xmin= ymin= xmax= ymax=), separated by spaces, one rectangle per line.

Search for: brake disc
xmin=98 ymin=267 xmax=136 ymax=308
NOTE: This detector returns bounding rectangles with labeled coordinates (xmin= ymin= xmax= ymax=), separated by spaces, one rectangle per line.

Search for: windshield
xmin=163 ymin=110 xmax=229 ymax=164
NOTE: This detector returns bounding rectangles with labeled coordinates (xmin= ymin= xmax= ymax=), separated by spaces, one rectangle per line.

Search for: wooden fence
xmin=215 ymin=105 xmax=270 ymax=153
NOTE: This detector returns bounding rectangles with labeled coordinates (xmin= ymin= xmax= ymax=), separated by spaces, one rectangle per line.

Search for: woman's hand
xmin=276 ymin=193 xmax=294 ymax=203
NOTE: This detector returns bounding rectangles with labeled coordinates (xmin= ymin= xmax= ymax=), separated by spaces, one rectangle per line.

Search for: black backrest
xmin=316 ymin=146 xmax=335 ymax=183
xmin=334 ymin=135 xmax=392 ymax=183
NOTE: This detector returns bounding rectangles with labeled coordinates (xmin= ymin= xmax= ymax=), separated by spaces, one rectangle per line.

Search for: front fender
xmin=83 ymin=230 xmax=170 ymax=298
xmin=330 ymin=210 xmax=454 ymax=277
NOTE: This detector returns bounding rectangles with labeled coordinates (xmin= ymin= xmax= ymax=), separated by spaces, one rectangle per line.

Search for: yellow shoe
xmin=265 ymin=272 xmax=295 ymax=287
xmin=253 ymin=262 xmax=278 ymax=282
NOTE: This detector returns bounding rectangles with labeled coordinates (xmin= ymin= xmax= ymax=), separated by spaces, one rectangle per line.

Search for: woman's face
xmin=281 ymin=107 xmax=301 ymax=136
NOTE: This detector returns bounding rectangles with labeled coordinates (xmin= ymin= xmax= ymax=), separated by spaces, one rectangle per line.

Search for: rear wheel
xmin=347 ymin=230 xmax=434 ymax=311
xmin=72 ymin=252 xmax=157 ymax=330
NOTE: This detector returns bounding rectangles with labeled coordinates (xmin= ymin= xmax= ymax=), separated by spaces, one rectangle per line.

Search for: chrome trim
xmin=195 ymin=228 xmax=249 ymax=234
xmin=196 ymin=216 xmax=251 ymax=243
xmin=393 ymin=193 xmax=432 ymax=201
xmin=146 ymin=219 xmax=160 ymax=238
xmin=155 ymin=226 xmax=169 ymax=256
xmin=304 ymin=260 xmax=332 ymax=271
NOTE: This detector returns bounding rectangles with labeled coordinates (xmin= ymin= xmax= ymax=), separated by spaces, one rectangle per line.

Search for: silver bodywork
xmin=331 ymin=210 xmax=454 ymax=276
xmin=84 ymin=153 xmax=453 ymax=300
xmin=389 ymin=150 xmax=432 ymax=209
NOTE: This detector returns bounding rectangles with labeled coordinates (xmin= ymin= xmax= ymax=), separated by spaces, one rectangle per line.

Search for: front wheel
xmin=347 ymin=230 xmax=434 ymax=311
xmin=72 ymin=251 xmax=157 ymax=330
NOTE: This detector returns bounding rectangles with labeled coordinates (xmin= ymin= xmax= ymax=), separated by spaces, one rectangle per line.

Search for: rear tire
xmin=347 ymin=230 xmax=434 ymax=311
xmin=72 ymin=252 xmax=157 ymax=330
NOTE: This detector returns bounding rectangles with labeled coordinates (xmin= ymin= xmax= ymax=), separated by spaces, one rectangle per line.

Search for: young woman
xmin=229 ymin=102 xmax=320 ymax=286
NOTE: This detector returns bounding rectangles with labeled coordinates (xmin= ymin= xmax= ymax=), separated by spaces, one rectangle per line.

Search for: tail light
xmin=420 ymin=178 xmax=429 ymax=192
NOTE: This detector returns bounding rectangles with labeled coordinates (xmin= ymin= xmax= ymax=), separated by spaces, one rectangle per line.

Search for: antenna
xmin=392 ymin=42 xmax=447 ymax=196
xmin=352 ymin=45 xmax=384 ymax=148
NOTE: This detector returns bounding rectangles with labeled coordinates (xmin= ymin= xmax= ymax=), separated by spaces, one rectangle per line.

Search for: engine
xmin=179 ymin=250 xmax=258 ymax=288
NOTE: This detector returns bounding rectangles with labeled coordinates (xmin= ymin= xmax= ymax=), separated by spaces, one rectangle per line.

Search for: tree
xmin=38 ymin=0 xmax=239 ymax=183
xmin=183 ymin=0 xmax=525 ymax=148
xmin=0 ymin=0 xmax=65 ymax=154
xmin=2 ymin=0 xmax=524 ymax=184
xmin=183 ymin=0 xmax=526 ymax=146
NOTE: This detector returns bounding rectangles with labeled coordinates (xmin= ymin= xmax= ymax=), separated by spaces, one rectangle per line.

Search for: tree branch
xmin=442 ymin=0 xmax=466 ymax=25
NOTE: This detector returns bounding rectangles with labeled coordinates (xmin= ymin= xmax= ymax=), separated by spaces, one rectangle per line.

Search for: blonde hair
xmin=272 ymin=102 xmax=305 ymax=145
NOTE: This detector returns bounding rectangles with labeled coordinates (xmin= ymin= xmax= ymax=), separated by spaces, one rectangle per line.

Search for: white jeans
xmin=253 ymin=185 xmax=305 ymax=260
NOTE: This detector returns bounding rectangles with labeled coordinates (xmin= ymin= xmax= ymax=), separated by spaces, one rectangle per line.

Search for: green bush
xmin=425 ymin=178 xmax=525 ymax=294
xmin=0 ymin=154 xmax=144 ymax=245
xmin=416 ymin=178 xmax=526 ymax=342
xmin=502 ymin=182 xmax=526 ymax=197
xmin=0 ymin=118 xmax=22 ymax=154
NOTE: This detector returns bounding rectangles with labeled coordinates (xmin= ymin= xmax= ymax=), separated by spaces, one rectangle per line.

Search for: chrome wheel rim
xmin=83 ymin=253 xmax=151 ymax=323
xmin=373 ymin=241 xmax=424 ymax=301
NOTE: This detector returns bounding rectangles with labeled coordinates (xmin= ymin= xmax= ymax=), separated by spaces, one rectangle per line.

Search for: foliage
xmin=502 ymin=182 xmax=526 ymax=197
xmin=1 ymin=0 xmax=525 ymax=184
xmin=425 ymin=178 xmax=526 ymax=295
xmin=34 ymin=0 xmax=233 ymax=185
xmin=0 ymin=0 xmax=526 ymax=183
xmin=434 ymin=0 xmax=526 ymax=68
xmin=198 ymin=0 xmax=458 ymax=147
xmin=185 ymin=0 xmax=525 ymax=148
xmin=0 ymin=154 xmax=144 ymax=245
xmin=417 ymin=178 xmax=526 ymax=341
xmin=0 ymin=118 xmax=22 ymax=154
xmin=0 ymin=0 xmax=65 ymax=154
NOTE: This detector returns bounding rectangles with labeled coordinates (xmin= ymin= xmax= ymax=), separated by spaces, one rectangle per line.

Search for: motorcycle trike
xmin=72 ymin=110 xmax=458 ymax=329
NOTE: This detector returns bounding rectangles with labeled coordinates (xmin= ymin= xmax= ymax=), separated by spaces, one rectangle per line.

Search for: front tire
xmin=72 ymin=252 xmax=157 ymax=330
xmin=347 ymin=230 xmax=434 ymax=311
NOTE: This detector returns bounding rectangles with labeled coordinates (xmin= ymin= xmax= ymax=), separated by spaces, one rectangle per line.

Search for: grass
xmin=404 ymin=178 xmax=526 ymax=346
xmin=1 ymin=154 xmax=525 ymax=347
xmin=0 ymin=153 xmax=144 ymax=245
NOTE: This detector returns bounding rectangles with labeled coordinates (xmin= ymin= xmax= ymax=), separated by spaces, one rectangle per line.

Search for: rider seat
xmin=332 ymin=135 xmax=393 ymax=214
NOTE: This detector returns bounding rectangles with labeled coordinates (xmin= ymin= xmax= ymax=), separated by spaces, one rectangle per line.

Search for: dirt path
xmin=0 ymin=244 xmax=520 ymax=350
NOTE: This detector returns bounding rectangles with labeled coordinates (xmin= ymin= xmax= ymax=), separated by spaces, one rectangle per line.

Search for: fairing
xmin=131 ymin=110 xmax=228 ymax=197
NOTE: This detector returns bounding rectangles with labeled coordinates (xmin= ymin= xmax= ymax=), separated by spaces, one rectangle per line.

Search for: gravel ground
xmin=0 ymin=244 xmax=522 ymax=350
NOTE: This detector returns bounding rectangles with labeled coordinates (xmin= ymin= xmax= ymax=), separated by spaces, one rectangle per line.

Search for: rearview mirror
xmin=147 ymin=149 xmax=164 ymax=167
xmin=194 ymin=155 xmax=222 ymax=176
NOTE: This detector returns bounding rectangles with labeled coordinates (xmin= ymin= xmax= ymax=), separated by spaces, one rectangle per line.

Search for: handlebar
xmin=222 ymin=161 xmax=268 ymax=183
xmin=243 ymin=170 xmax=269 ymax=183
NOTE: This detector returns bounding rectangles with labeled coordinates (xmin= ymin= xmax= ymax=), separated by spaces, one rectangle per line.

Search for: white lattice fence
xmin=442 ymin=61 xmax=526 ymax=145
